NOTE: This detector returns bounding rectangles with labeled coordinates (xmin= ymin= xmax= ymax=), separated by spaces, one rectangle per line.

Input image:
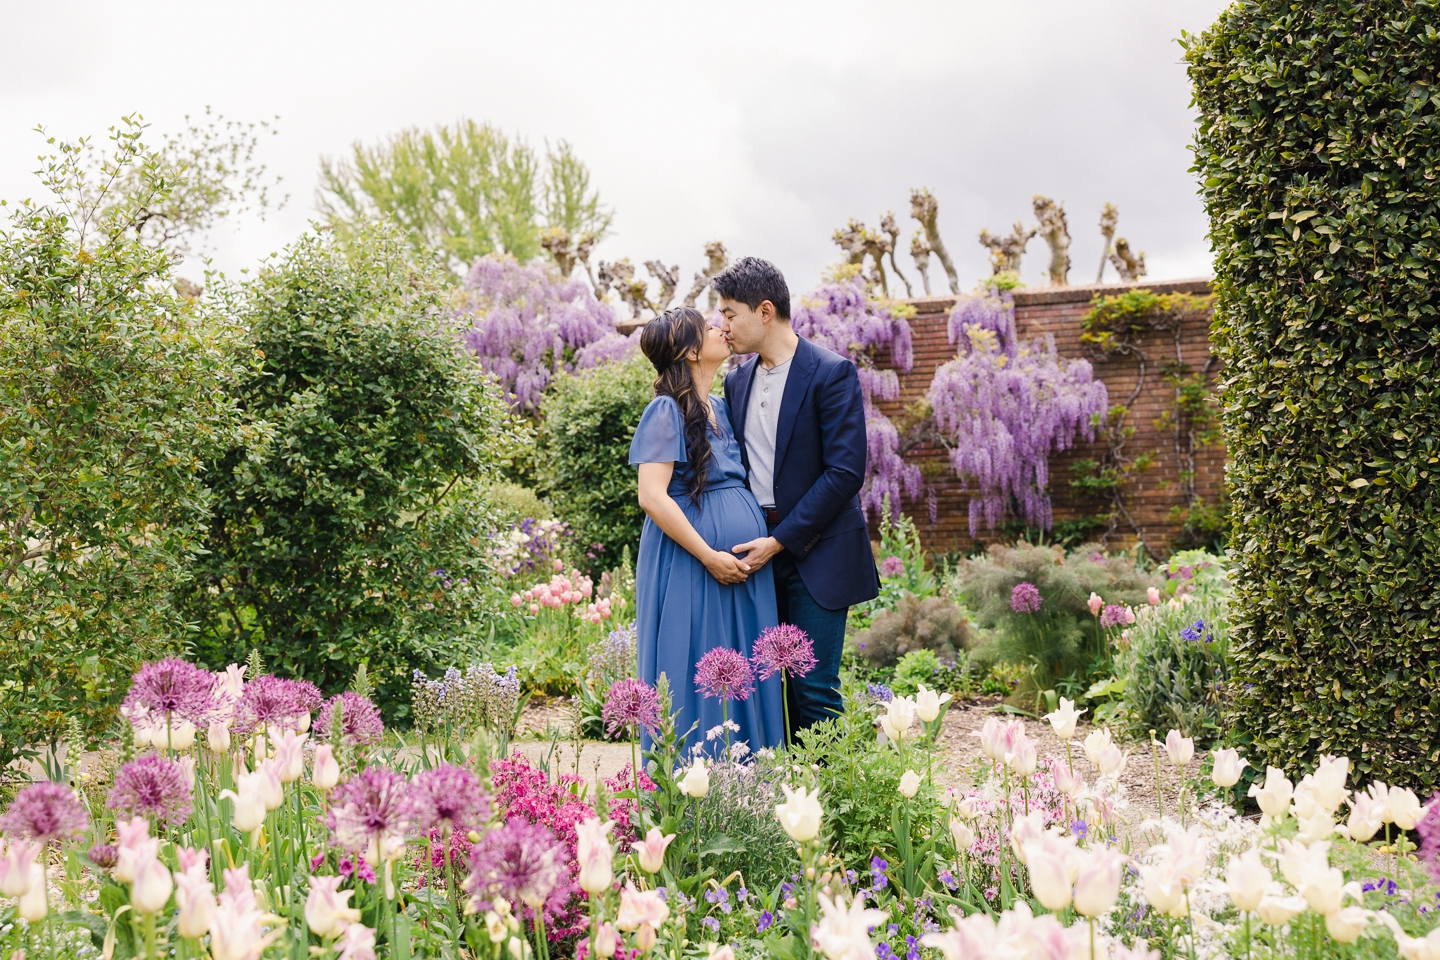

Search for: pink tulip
xmin=631 ymin=827 xmax=676 ymax=874
xmin=1147 ymin=587 xmax=1162 ymax=605
xmin=1088 ymin=592 xmax=1104 ymax=617
xmin=0 ymin=840 xmax=38 ymax=897
xmin=175 ymin=870 xmax=216 ymax=938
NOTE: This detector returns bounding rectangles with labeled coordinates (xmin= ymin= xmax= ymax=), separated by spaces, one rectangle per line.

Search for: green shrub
xmin=892 ymin=650 xmax=942 ymax=697
xmin=181 ymin=226 xmax=516 ymax=720
xmin=0 ymin=127 xmax=247 ymax=769
xmin=538 ymin=355 xmax=653 ymax=571
xmin=849 ymin=595 xmax=970 ymax=669
xmin=1186 ymin=1 xmax=1440 ymax=786
xmin=848 ymin=504 xmax=936 ymax=632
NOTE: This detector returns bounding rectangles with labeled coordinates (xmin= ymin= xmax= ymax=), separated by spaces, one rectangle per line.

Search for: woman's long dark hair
xmin=639 ymin=307 xmax=712 ymax=506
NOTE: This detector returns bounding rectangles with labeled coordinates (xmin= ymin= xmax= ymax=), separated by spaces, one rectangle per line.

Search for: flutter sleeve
xmin=628 ymin=396 xmax=689 ymax=466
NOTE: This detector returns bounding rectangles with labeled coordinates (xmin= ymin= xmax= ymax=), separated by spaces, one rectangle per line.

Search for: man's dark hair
xmin=711 ymin=256 xmax=790 ymax=320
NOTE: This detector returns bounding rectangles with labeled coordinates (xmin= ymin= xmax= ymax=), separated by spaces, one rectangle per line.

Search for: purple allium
xmin=1100 ymin=604 xmax=1128 ymax=628
xmin=123 ymin=658 xmax=216 ymax=728
xmin=751 ymin=624 xmax=818 ymax=682
xmin=1418 ymin=792 xmax=1440 ymax=886
xmin=233 ymin=675 xmax=324 ymax=736
xmin=88 ymin=844 xmax=118 ymax=869
xmin=0 ymin=781 xmax=88 ymax=843
xmin=314 ymin=691 xmax=385 ymax=746
xmin=1010 ymin=581 xmax=1042 ymax=614
xmin=601 ymin=678 xmax=661 ymax=737
xmin=327 ymin=766 xmax=415 ymax=852
xmin=107 ymin=754 xmax=193 ymax=828
xmin=410 ymin=764 xmax=491 ymax=834
xmin=694 ymin=647 xmax=755 ymax=702
xmin=465 ymin=817 xmax=568 ymax=910
xmin=879 ymin=555 xmax=906 ymax=578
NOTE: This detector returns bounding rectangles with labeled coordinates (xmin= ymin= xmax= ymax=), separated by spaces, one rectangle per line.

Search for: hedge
xmin=1186 ymin=1 xmax=1440 ymax=787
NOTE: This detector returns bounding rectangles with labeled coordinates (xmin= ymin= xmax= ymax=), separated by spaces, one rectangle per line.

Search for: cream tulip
xmin=592 ymin=922 xmax=618 ymax=959
xmin=615 ymin=881 xmax=670 ymax=931
xmin=898 ymin=770 xmax=921 ymax=799
xmin=305 ymin=875 xmax=361 ymax=939
xmin=1211 ymin=748 xmax=1247 ymax=788
xmin=1248 ymin=766 xmax=1294 ymax=820
xmin=114 ymin=818 xmax=159 ymax=884
xmin=221 ymin=772 xmax=267 ymax=834
xmin=776 ymin=784 xmax=823 ymax=843
xmin=167 ymin=719 xmax=197 ymax=750
xmin=257 ymin=758 xmax=284 ymax=811
xmin=175 ymin=871 xmax=217 ymax=938
xmin=1325 ymin=907 xmax=1369 ymax=944
xmin=1139 ymin=860 xmax=1187 ymax=918
xmin=949 ymin=818 xmax=975 ymax=853
xmin=1083 ymin=728 xmax=1114 ymax=767
xmin=1007 ymin=811 xmax=1046 ymax=863
xmin=1073 ymin=849 xmax=1126 ymax=918
xmin=1164 ymin=729 xmax=1194 ymax=766
xmin=575 ymin=818 xmax=614 ymax=895
xmin=1387 ymin=786 xmax=1423 ymax=830
xmin=1051 ymin=760 xmax=1085 ymax=798
xmin=678 ymin=759 xmax=709 ymax=799
xmin=208 ymin=719 xmax=232 ymax=754
xmin=1097 ymin=744 xmax=1127 ymax=776
xmin=631 ymin=828 xmax=676 ymax=875
xmin=17 ymin=863 xmax=47 ymax=922
xmin=1224 ymin=848 xmax=1269 ymax=913
xmin=1005 ymin=735 xmax=1038 ymax=777
xmin=1311 ymin=755 xmax=1350 ymax=813
xmin=1346 ymin=793 xmax=1385 ymax=843
xmin=131 ymin=853 xmax=174 ymax=914
xmin=1256 ymin=893 xmax=1308 ymax=927
xmin=1044 ymin=697 xmax=1084 ymax=740
xmin=0 ymin=839 xmax=38 ymax=897
xmin=273 ymin=731 xmax=307 ymax=784
xmin=1301 ymin=867 xmax=1345 ymax=916
xmin=1024 ymin=839 xmax=1074 ymax=911
xmin=312 ymin=744 xmax=340 ymax=791
xmin=915 ymin=685 xmax=952 ymax=723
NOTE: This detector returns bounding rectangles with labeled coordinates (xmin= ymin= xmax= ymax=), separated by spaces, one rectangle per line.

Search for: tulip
xmin=257 ymin=758 xmax=285 ymax=811
xmin=576 ymin=819 xmax=614 ymax=895
xmin=1394 ymin=926 xmax=1440 ymax=960
xmin=592 ymin=921 xmax=618 ymax=958
xmin=1005 ymin=734 xmax=1038 ymax=777
xmin=306 ymin=875 xmax=361 ymax=938
xmin=879 ymin=696 xmax=918 ymax=744
xmin=1139 ymin=860 xmax=1187 ymax=918
xmin=1147 ymin=587 xmax=1161 ymax=605
xmin=1088 ymin=592 xmax=1103 ymax=617
xmin=1346 ymin=792 xmax=1385 ymax=843
xmin=1387 ymin=786 xmax=1423 ymax=830
xmin=1008 ymin=811 xmax=1046 ymax=863
xmin=1326 ymin=907 xmax=1369 ymax=944
xmin=1024 ymin=838 xmax=1075 ymax=911
xmin=114 ymin=818 xmax=159 ymax=884
xmin=709 ymin=947 xmax=736 ymax=960
xmin=1301 ymin=867 xmax=1345 ymax=916
xmin=221 ymin=772 xmax=268 ymax=834
xmin=1052 ymin=760 xmax=1085 ymax=797
xmin=1073 ymin=849 xmax=1126 ymax=918
xmin=776 ymin=784 xmax=823 ymax=843
xmin=812 ymin=892 xmax=891 ymax=960
xmin=616 ymin=880 xmax=670 ymax=931
xmin=1255 ymin=893 xmax=1307 ymax=927
xmin=131 ymin=853 xmax=175 ymax=914
xmin=313 ymin=744 xmax=340 ymax=791
xmin=0 ymin=839 xmax=38 ymax=897
xmin=17 ymin=863 xmax=47 ymax=922
xmin=336 ymin=923 xmax=377 ymax=960
xmin=1296 ymin=810 xmax=1336 ymax=846
xmin=954 ymin=796 xmax=981 ymax=821
xmin=915 ymin=685 xmax=952 ymax=723
xmin=274 ymin=730 xmax=307 ymax=783
xmin=175 ymin=871 xmax=217 ymax=938
xmin=508 ymin=935 xmax=527 ymax=960
xmin=1097 ymin=744 xmax=1126 ymax=776
xmin=1311 ymin=755 xmax=1350 ymax=813
xmin=176 ymin=846 xmax=208 ymax=877
xmin=678 ymin=759 xmax=709 ymax=799
xmin=898 ymin=770 xmax=921 ymax=799
xmin=1044 ymin=697 xmax=1084 ymax=740
xmin=295 ymin=711 xmax=312 ymax=734
xmin=636 ymin=923 xmax=657 ymax=953
xmin=949 ymin=818 xmax=975 ymax=853
xmin=1248 ymin=766 xmax=1294 ymax=821
xmin=1211 ymin=748 xmax=1247 ymax=788
xmin=1279 ymin=838 xmax=1330 ymax=891
xmin=631 ymin=828 xmax=675 ymax=875
xmin=1224 ymin=848 xmax=1269 ymax=913
xmin=1164 ymin=729 xmax=1194 ymax=766
xmin=1083 ymin=728 xmax=1114 ymax=767
xmin=168 ymin=718 xmax=198 ymax=750
xmin=976 ymin=716 xmax=1007 ymax=762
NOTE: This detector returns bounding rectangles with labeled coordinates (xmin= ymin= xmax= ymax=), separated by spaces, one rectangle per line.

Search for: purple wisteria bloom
xmin=123 ymin=658 xmax=217 ymax=728
xmin=1010 ymin=581 xmax=1042 ymax=614
xmin=465 ymin=817 xmax=569 ymax=910
xmin=0 ymin=781 xmax=88 ymax=843
xmin=751 ymin=624 xmax=818 ymax=681
xmin=107 ymin=754 xmax=193 ymax=828
xmin=314 ymin=691 xmax=385 ymax=746
xmin=601 ymin=678 xmax=661 ymax=738
xmin=327 ymin=766 xmax=416 ymax=853
xmin=694 ymin=647 xmax=755 ymax=702
xmin=410 ymin=764 xmax=491 ymax=835
xmin=233 ymin=675 xmax=324 ymax=736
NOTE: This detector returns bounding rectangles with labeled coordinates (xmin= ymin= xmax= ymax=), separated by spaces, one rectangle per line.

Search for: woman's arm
xmin=637 ymin=461 xmax=751 ymax=585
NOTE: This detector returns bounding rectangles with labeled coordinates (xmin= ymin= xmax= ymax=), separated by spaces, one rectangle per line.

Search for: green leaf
xmin=1348 ymin=478 xmax=1370 ymax=488
xmin=699 ymin=835 xmax=748 ymax=856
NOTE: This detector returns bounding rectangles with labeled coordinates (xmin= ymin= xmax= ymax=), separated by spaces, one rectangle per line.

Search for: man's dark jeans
xmin=768 ymin=522 xmax=849 ymax=742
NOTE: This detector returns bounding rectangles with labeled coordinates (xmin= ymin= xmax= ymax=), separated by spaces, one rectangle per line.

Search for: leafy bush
xmin=1187 ymin=1 xmax=1440 ymax=787
xmin=1115 ymin=551 xmax=1234 ymax=744
xmin=0 ymin=127 xmax=247 ymax=770
xmin=538 ymin=355 xmax=653 ymax=571
xmin=848 ymin=595 xmax=970 ymax=669
xmin=892 ymin=650 xmax=942 ymax=697
xmin=848 ymin=504 xmax=936 ymax=632
xmin=181 ymin=226 xmax=515 ymax=720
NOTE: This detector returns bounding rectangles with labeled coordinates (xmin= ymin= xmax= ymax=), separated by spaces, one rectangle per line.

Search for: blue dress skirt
xmin=629 ymin=395 xmax=784 ymax=758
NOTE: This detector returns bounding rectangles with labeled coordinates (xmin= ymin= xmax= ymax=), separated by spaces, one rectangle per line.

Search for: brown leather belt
xmin=763 ymin=507 xmax=780 ymax=524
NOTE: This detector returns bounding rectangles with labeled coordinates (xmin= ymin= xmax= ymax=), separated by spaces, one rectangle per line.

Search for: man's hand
xmin=731 ymin=535 xmax=783 ymax=571
xmin=703 ymin=550 xmax=751 ymax=585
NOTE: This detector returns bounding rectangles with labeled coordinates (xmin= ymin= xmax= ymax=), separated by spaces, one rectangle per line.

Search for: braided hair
xmin=638 ymin=307 xmax=712 ymax=506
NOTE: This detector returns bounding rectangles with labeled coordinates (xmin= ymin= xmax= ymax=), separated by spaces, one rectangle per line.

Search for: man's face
xmin=718 ymin=298 xmax=767 ymax=354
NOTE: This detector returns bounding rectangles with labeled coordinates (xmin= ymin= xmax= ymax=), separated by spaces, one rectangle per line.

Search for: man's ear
xmin=758 ymin=300 xmax=776 ymax=324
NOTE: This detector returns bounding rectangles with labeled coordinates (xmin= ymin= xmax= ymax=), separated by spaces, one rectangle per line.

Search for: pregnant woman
xmin=630 ymin=306 xmax=784 ymax=756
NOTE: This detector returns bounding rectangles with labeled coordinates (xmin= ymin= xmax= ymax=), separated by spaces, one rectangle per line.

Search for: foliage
xmin=847 ymin=504 xmax=937 ymax=632
xmin=1186 ymin=0 xmax=1440 ymax=787
xmin=318 ymin=120 xmax=610 ymax=274
xmin=1079 ymin=289 xmax=1213 ymax=355
xmin=1115 ymin=551 xmax=1234 ymax=744
xmin=0 ymin=124 xmax=248 ymax=772
xmin=928 ymin=286 xmax=1109 ymax=536
xmin=179 ymin=226 xmax=515 ymax=721
xmin=537 ymin=354 xmax=654 ymax=573
xmin=791 ymin=275 xmax=920 ymax=519
xmin=457 ymin=254 xmax=633 ymax=415
xmin=848 ymin=595 xmax=971 ymax=670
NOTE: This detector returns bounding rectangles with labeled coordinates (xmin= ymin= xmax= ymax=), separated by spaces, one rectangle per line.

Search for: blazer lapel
xmin=729 ymin=356 xmax=759 ymax=454
xmin=773 ymin=337 xmax=820 ymax=476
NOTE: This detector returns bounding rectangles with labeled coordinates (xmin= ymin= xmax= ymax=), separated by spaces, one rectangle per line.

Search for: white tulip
xmin=949 ymin=818 xmax=975 ymax=853
xmin=1097 ymin=744 xmax=1126 ymax=776
xmin=1044 ymin=697 xmax=1084 ymax=740
xmin=1024 ymin=838 xmax=1075 ymax=911
xmin=220 ymin=772 xmax=268 ymax=834
xmin=812 ymin=892 xmax=890 ymax=960
xmin=1224 ymin=848 xmax=1269 ymax=913
xmin=1163 ymin=729 xmax=1194 ymax=767
xmin=1346 ymin=792 xmax=1385 ymax=843
xmin=1387 ymin=787 xmax=1423 ymax=830
xmin=1256 ymin=893 xmax=1308 ymax=927
xmin=1005 ymin=734 xmax=1038 ymax=777
xmin=208 ymin=718 xmax=232 ymax=754
xmin=915 ymin=685 xmax=952 ymax=723
xmin=1325 ymin=907 xmax=1369 ymax=944
xmin=312 ymin=745 xmax=340 ymax=792
xmin=1248 ymin=767 xmax=1294 ymax=820
xmin=1301 ymin=867 xmax=1345 ymax=916
xmin=1083 ymin=728 xmax=1114 ymax=767
xmin=131 ymin=853 xmax=174 ymax=914
xmin=775 ymin=784 xmax=823 ymax=843
xmin=167 ymin=719 xmax=197 ymax=750
xmin=1311 ymin=755 xmax=1350 ymax=813
xmin=257 ymin=758 xmax=284 ymax=811
xmin=678 ymin=759 xmax=709 ymax=799
xmin=1073 ymin=848 xmax=1126 ymax=918
xmin=17 ymin=863 xmax=47 ymax=922
xmin=1139 ymin=860 xmax=1187 ymax=918
xmin=1211 ymin=748 xmax=1247 ymax=788
xmin=0 ymin=840 xmax=38 ymax=897
xmin=898 ymin=770 xmax=921 ymax=799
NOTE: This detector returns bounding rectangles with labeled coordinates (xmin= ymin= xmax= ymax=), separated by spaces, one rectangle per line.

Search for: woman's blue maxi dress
xmin=629 ymin=395 xmax=784 ymax=758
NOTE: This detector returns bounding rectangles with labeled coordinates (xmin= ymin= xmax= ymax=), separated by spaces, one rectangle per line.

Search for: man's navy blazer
xmin=724 ymin=335 xmax=880 ymax=611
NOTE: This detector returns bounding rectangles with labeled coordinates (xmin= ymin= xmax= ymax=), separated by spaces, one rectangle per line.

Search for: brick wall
xmin=873 ymin=277 xmax=1224 ymax=559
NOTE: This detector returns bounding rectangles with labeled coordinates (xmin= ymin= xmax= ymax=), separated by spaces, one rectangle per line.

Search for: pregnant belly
xmin=677 ymin=486 xmax=766 ymax=550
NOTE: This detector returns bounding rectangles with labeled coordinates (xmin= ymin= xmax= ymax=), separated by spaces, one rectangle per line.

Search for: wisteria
xmin=457 ymin=255 xmax=635 ymax=415
xmin=927 ymin=285 xmax=1108 ymax=536
xmin=791 ymin=276 xmax=921 ymax=519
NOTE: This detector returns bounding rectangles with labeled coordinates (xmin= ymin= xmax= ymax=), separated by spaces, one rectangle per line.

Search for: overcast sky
xmin=0 ymin=0 xmax=1229 ymax=293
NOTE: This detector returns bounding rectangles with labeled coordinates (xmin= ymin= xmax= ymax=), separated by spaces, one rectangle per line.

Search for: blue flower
xmin=736 ymin=887 xmax=748 ymax=903
xmin=757 ymin=911 xmax=774 ymax=933
xmin=1071 ymin=819 xmax=1089 ymax=839
xmin=938 ymin=870 xmax=957 ymax=890
xmin=875 ymin=943 xmax=896 ymax=960
xmin=703 ymin=917 xmax=720 ymax=932
xmin=1180 ymin=619 xmax=1207 ymax=642
xmin=868 ymin=683 xmax=894 ymax=703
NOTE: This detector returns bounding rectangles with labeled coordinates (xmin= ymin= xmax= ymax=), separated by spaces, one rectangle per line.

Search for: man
xmin=715 ymin=256 xmax=880 ymax=740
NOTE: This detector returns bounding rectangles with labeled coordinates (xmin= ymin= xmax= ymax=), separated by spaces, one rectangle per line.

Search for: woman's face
xmin=694 ymin=322 xmax=729 ymax=365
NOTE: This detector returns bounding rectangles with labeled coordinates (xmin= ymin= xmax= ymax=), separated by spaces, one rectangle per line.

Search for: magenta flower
xmin=601 ymin=679 xmax=661 ymax=738
xmin=1416 ymin=791 xmax=1440 ymax=886
xmin=1099 ymin=604 xmax=1134 ymax=628
xmin=465 ymin=817 xmax=569 ymax=910
xmin=751 ymin=624 xmax=818 ymax=681
xmin=0 ymin=781 xmax=88 ymax=843
xmin=123 ymin=658 xmax=217 ymax=728
xmin=879 ymin=555 xmax=906 ymax=578
xmin=694 ymin=647 xmax=755 ymax=702
xmin=107 ymin=754 xmax=193 ymax=828
xmin=314 ymin=691 xmax=385 ymax=746
xmin=1010 ymin=581 xmax=1042 ymax=614
xmin=326 ymin=766 xmax=415 ymax=853
xmin=87 ymin=844 xmax=118 ymax=869
xmin=410 ymin=765 xmax=491 ymax=834
xmin=233 ymin=675 xmax=324 ymax=736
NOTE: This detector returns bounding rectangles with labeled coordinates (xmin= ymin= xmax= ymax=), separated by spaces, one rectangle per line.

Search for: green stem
xmin=1152 ymin=733 xmax=1165 ymax=821
xmin=781 ymin=673 xmax=792 ymax=749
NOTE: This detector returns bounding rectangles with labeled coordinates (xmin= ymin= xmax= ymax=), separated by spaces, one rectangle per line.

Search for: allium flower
xmin=108 ymin=754 xmax=194 ymax=828
xmin=1100 ymin=604 xmax=1134 ymax=628
xmin=879 ymin=556 xmax=906 ymax=578
xmin=1010 ymin=581 xmax=1042 ymax=614
xmin=602 ymin=679 xmax=661 ymax=737
xmin=465 ymin=817 xmax=568 ymax=909
xmin=410 ymin=764 xmax=491 ymax=834
xmin=233 ymin=675 xmax=324 ymax=736
xmin=0 ymin=781 xmax=88 ymax=843
xmin=1417 ymin=792 xmax=1440 ymax=885
xmin=123 ymin=658 xmax=216 ymax=729
xmin=87 ymin=844 xmax=118 ymax=869
xmin=314 ymin=692 xmax=385 ymax=746
xmin=694 ymin=648 xmax=755 ymax=702
xmin=327 ymin=767 xmax=416 ymax=854
xmin=751 ymin=624 xmax=818 ymax=682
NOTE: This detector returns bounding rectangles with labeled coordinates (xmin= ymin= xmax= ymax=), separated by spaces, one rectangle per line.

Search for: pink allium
xmin=879 ymin=555 xmax=906 ymax=578
xmin=1099 ymin=604 xmax=1133 ymax=628
xmin=694 ymin=647 xmax=755 ymax=702
xmin=123 ymin=658 xmax=217 ymax=728
xmin=327 ymin=767 xmax=415 ymax=852
xmin=411 ymin=764 xmax=491 ymax=834
xmin=108 ymin=754 xmax=193 ymax=828
xmin=233 ymin=675 xmax=324 ymax=736
xmin=1418 ymin=792 xmax=1440 ymax=886
xmin=466 ymin=817 xmax=569 ymax=911
xmin=88 ymin=844 xmax=118 ymax=869
xmin=0 ymin=781 xmax=88 ymax=843
xmin=1010 ymin=581 xmax=1042 ymax=614
xmin=751 ymin=624 xmax=818 ymax=681
xmin=601 ymin=679 xmax=661 ymax=738
xmin=314 ymin=692 xmax=385 ymax=747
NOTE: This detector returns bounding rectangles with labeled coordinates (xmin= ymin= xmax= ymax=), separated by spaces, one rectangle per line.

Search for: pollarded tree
xmin=1187 ymin=1 xmax=1440 ymax=787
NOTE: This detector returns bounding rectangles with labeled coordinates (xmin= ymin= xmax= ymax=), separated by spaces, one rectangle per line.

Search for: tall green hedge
xmin=1187 ymin=2 xmax=1440 ymax=787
